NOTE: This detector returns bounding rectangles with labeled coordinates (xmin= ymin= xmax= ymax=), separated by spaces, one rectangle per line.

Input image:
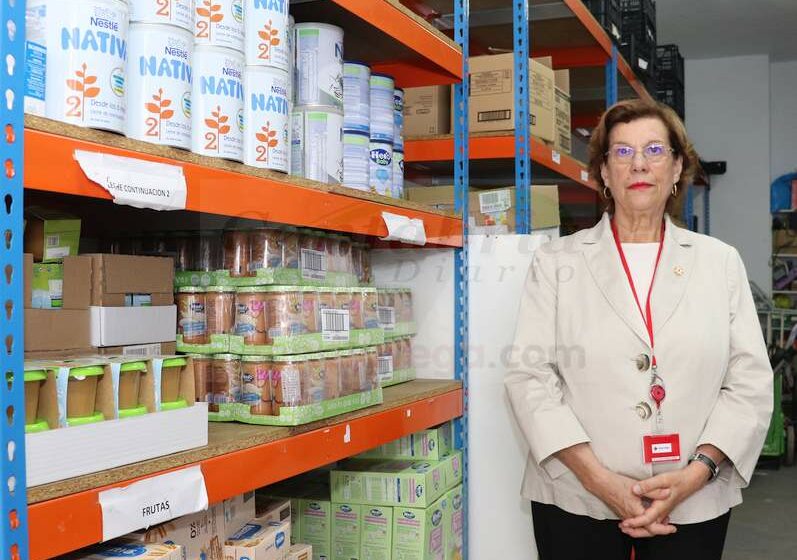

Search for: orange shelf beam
xmin=27 ymin=387 xmax=464 ymax=560
xmin=24 ymin=127 xmax=463 ymax=247
xmin=332 ymin=0 xmax=462 ymax=83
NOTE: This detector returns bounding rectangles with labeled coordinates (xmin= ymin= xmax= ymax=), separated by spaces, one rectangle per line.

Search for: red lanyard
xmin=611 ymin=219 xmax=667 ymax=411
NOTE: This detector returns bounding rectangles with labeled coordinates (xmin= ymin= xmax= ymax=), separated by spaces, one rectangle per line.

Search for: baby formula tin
xmin=244 ymin=66 xmax=290 ymax=172
xmin=291 ymin=106 xmax=344 ymax=185
xmin=44 ymin=0 xmax=130 ymax=132
xmin=294 ymin=23 xmax=343 ymax=109
xmin=126 ymin=23 xmax=193 ymax=148
xmin=392 ymin=147 xmax=404 ymax=199
xmin=369 ymin=139 xmax=393 ymax=196
xmin=244 ymin=0 xmax=290 ymax=71
xmin=393 ymin=87 xmax=404 ymax=150
xmin=343 ymin=61 xmax=370 ymax=134
xmin=25 ymin=0 xmax=47 ymax=116
xmin=194 ymin=0 xmax=244 ymax=52
xmin=369 ymin=73 xmax=394 ymax=142
xmin=192 ymin=45 xmax=244 ymax=160
xmin=342 ymin=130 xmax=369 ymax=191
xmin=129 ymin=0 xmax=194 ymax=31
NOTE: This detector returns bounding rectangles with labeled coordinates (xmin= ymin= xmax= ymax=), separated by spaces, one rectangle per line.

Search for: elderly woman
xmin=505 ymin=99 xmax=773 ymax=559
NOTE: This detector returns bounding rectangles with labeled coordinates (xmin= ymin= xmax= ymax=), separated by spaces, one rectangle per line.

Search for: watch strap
xmin=688 ymin=452 xmax=720 ymax=482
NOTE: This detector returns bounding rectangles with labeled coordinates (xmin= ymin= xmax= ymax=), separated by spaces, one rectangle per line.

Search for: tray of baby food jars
xmin=376 ymin=336 xmax=417 ymax=388
xmin=172 ymin=228 xmax=373 ymax=289
xmin=377 ymin=288 xmax=418 ymax=340
xmin=177 ymin=285 xmax=384 ymax=355
xmin=196 ymin=349 xmax=384 ymax=426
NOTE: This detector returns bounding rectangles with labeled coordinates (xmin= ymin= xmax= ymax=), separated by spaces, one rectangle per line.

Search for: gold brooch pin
xmin=674 ymin=266 xmax=684 ymax=276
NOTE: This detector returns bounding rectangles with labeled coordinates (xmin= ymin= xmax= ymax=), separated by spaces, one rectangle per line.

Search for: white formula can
xmin=194 ymin=0 xmax=245 ymax=52
xmin=392 ymin=147 xmax=404 ymax=199
xmin=343 ymin=61 xmax=370 ymax=134
xmin=129 ymin=0 xmax=194 ymax=31
xmin=369 ymin=73 xmax=395 ymax=142
xmin=342 ymin=131 xmax=369 ymax=191
xmin=43 ymin=0 xmax=130 ymax=132
xmin=192 ymin=46 xmax=244 ymax=160
xmin=244 ymin=66 xmax=290 ymax=172
xmin=369 ymin=139 xmax=393 ymax=196
xmin=24 ymin=0 xmax=47 ymax=116
xmin=294 ymin=23 xmax=343 ymax=109
xmin=291 ymin=106 xmax=344 ymax=184
xmin=244 ymin=0 xmax=290 ymax=71
xmin=393 ymin=87 xmax=404 ymax=151
xmin=126 ymin=23 xmax=193 ymax=148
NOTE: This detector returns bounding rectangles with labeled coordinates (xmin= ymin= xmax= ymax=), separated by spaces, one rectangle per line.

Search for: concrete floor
xmin=724 ymin=465 xmax=797 ymax=559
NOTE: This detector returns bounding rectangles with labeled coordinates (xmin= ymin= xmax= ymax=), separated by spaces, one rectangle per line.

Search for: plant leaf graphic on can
xmin=244 ymin=0 xmax=290 ymax=71
xmin=195 ymin=0 xmax=245 ymax=52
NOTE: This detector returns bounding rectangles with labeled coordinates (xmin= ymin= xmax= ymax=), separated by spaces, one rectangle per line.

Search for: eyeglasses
xmin=605 ymin=143 xmax=675 ymax=164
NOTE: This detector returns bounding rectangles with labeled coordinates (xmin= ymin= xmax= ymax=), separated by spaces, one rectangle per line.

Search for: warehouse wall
xmin=684 ymin=55 xmax=772 ymax=293
xmin=770 ymin=60 xmax=797 ymax=181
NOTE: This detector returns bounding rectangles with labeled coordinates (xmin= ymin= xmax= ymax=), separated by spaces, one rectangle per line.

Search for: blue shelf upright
xmin=513 ymin=0 xmax=531 ymax=234
xmin=453 ymin=0 xmax=470 ymax=558
xmin=605 ymin=45 xmax=619 ymax=108
xmin=0 ymin=0 xmax=29 ymax=559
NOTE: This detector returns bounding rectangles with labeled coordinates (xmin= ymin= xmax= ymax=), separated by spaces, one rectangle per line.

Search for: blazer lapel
xmin=582 ymin=213 xmax=651 ymax=346
xmin=650 ymin=215 xmax=695 ymax=336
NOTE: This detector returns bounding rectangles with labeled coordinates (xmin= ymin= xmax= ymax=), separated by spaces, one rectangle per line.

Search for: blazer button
xmin=635 ymin=354 xmax=651 ymax=372
xmin=636 ymin=402 xmax=652 ymax=420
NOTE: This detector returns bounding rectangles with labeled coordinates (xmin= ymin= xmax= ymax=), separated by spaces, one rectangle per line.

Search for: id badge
xmin=642 ymin=433 xmax=681 ymax=463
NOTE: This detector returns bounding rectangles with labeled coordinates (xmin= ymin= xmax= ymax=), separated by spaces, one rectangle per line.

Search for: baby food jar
xmin=195 ymin=231 xmax=224 ymax=272
xmin=172 ymin=232 xmax=195 ymax=271
xmin=177 ymin=287 xmax=209 ymax=344
xmin=234 ymin=287 xmax=270 ymax=346
xmin=365 ymin=347 xmax=379 ymax=390
xmin=65 ymin=365 xmax=106 ymax=427
xmin=206 ymin=286 xmax=236 ymax=335
xmin=349 ymin=288 xmax=365 ymax=329
xmin=299 ymin=287 xmax=320 ymax=335
xmin=118 ymin=361 xmax=148 ymax=418
xmin=361 ymin=288 xmax=379 ymax=329
xmin=160 ymin=357 xmax=188 ymax=410
xmin=241 ymin=356 xmax=273 ymax=416
xmin=316 ymin=288 xmax=336 ymax=332
xmin=212 ymin=354 xmax=242 ymax=410
xmin=281 ymin=226 xmax=301 ymax=269
xmin=270 ymin=355 xmax=308 ymax=414
xmin=250 ymin=227 xmax=284 ymax=272
xmin=24 ymin=368 xmax=48 ymax=432
xmin=188 ymin=354 xmax=213 ymax=405
xmin=337 ymin=349 xmax=358 ymax=397
xmin=398 ymin=289 xmax=414 ymax=323
xmin=224 ymin=229 xmax=251 ymax=277
xmin=263 ymin=286 xmax=307 ymax=341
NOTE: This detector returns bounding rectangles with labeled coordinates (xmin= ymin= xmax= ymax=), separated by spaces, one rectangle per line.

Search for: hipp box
xmin=392 ymin=495 xmax=449 ymax=560
xmin=358 ymin=422 xmax=453 ymax=461
xmin=331 ymin=503 xmax=362 ymax=560
xmin=443 ymin=486 xmax=464 ymax=560
xmin=331 ymin=459 xmax=447 ymax=508
xmin=360 ymin=505 xmax=393 ymax=560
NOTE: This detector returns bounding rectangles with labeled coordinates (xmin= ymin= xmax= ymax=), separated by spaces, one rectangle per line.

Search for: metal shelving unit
xmin=0 ymin=1 xmax=470 ymax=558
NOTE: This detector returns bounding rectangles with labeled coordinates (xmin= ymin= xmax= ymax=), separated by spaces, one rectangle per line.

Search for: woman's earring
xmin=672 ymin=183 xmax=678 ymax=197
xmin=603 ymin=186 xmax=612 ymax=199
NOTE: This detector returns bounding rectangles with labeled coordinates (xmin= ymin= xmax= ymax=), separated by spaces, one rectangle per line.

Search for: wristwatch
xmin=688 ymin=452 xmax=720 ymax=482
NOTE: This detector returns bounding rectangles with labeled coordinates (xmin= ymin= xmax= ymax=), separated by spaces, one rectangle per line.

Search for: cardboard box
xmin=90 ymin=305 xmax=177 ymax=347
xmin=360 ymin=505 xmax=393 ymax=560
xmin=331 ymin=458 xmax=447 ymax=508
xmin=25 ymin=347 xmax=97 ymax=360
xmin=30 ymin=256 xmax=92 ymax=309
xmin=256 ymin=498 xmax=292 ymax=525
xmin=392 ymin=495 xmax=449 ymax=560
xmin=64 ymin=542 xmax=183 ymax=560
xmin=406 ymin=185 xmax=561 ymax=231
xmin=288 ymin=544 xmax=313 ymax=560
xmin=358 ymin=422 xmax=453 ymax=461
xmin=404 ymin=86 xmax=451 ymax=136
xmin=88 ymin=254 xmax=174 ymax=307
xmin=443 ymin=486 xmax=463 ymax=560
xmin=130 ymin=492 xmax=255 ymax=560
xmin=24 ymin=207 xmax=81 ymax=262
xmin=554 ymin=68 xmax=572 ymax=155
xmin=224 ymin=517 xmax=291 ymax=560
xmin=98 ymin=341 xmax=177 ymax=357
xmin=331 ymin=504 xmax=362 ymax=560
xmin=467 ymin=53 xmax=555 ymax=141
xmin=439 ymin=452 xmax=463 ymax=492
xmin=774 ymin=229 xmax=797 ymax=250
xmin=296 ymin=494 xmax=333 ymax=560
xmin=24 ymin=253 xmax=33 ymax=307
xmin=25 ymin=309 xmax=91 ymax=351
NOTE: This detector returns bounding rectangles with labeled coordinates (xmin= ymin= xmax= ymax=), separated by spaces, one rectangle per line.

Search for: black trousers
xmin=532 ymin=502 xmax=731 ymax=560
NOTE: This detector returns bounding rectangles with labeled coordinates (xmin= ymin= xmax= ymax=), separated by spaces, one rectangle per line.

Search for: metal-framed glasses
xmin=605 ymin=143 xmax=675 ymax=164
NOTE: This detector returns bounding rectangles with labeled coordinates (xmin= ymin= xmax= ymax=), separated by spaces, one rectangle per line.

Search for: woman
xmin=505 ymin=99 xmax=773 ymax=560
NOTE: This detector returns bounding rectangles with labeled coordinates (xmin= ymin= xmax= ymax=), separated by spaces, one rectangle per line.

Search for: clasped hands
xmin=590 ymin=462 xmax=710 ymax=538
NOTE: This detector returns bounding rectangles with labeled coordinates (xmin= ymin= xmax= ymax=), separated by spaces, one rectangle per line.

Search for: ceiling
xmin=656 ymin=0 xmax=797 ymax=61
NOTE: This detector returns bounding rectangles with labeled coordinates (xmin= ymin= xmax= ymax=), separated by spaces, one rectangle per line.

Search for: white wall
xmin=771 ymin=60 xmax=797 ymax=180
xmin=685 ymin=55 xmax=772 ymax=292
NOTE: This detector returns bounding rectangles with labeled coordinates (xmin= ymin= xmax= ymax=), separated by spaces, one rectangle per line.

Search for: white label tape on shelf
xmin=99 ymin=465 xmax=209 ymax=541
xmin=581 ymin=170 xmax=589 ymax=182
xmin=551 ymin=151 xmax=561 ymax=164
xmin=74 ymin=150 xmax=188 ymax=211
xmin=380 ymin=212 xmax=427 ymax=246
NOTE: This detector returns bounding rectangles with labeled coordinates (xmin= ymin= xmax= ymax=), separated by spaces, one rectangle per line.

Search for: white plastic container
xmin=342 ymin=130 xmax=370 ymax=191
xmin=369 ymin=139 xmax=393 ymax=196
xmin=291 ymin=106 xmax=344 ymax=184
xmin=294 ymin=23 xmax=344 ymax=109
xmin=369 ymin=73 xmax=395 ymax=142
xmin=343 ymin=61 xmax=370 ymax=134
xmin=393 ymin=87 xmax=404 ymax=151
xmin=129 ymin=0 xmax=194 ymax=31
xmin=392 ymin=147 xmax=404 ymax=199
xmin=24 ymin=0 xmax=47 ymax=116
xmin=244 ymin=66 xmax=290 ymax=172
xmin=192 ymin=45 xmax=245 ymax=160
xmin=244 ymin=0 xmax=290 ymax=71
xmin=126 ymin=23 xmax=193 ymax=148
xmin=194 ymin=0 xmax=245 ymax=52
xmin=43 ymin=0 xmax=130 ymax=132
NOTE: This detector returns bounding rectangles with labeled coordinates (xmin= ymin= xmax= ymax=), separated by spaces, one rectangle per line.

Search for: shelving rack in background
xmin=0 ymin=1 xmax=470 ymax=558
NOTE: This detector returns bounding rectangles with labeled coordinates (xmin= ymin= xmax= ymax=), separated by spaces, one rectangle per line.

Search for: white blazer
xmin=505 ymin=213 xmax=773 ymax=524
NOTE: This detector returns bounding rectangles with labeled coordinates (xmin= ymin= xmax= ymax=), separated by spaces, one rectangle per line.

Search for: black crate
xmin=584 ymin=0 xmax=623 ymax=44
xmin=621 ymin=13 xmax=656 ymax=45
xmin=657 ymin=85 xmax=685 ymax=120
xmin=656 ymin=44 xmax=684 ymax=86
xmin=620 ymin=34 xmax=656 ymax=78
xmin=620 ymin=0 xmax=656 ymax=26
